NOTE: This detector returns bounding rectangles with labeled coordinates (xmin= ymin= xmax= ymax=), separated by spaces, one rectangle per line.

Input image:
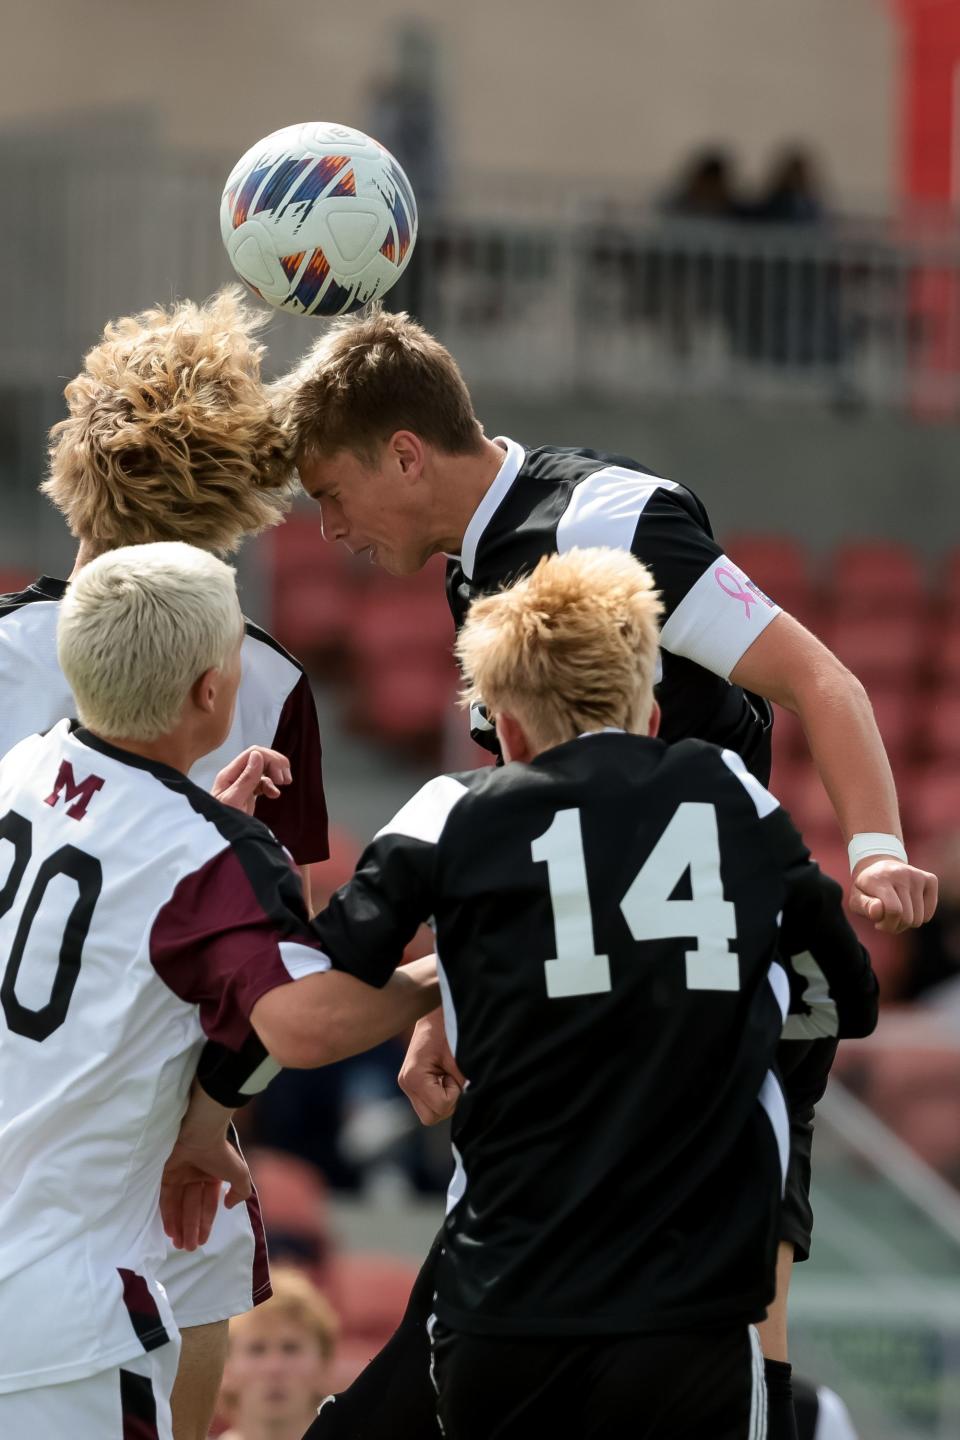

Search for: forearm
xmin=252 ymin=956 xmax=440 ymax=1068
xmin=784 ymin=665 xmax=902 ymax=843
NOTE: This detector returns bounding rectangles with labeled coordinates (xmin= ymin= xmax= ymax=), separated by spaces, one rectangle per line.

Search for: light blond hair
xmin=274 ymin=307 xmax=484 ymax=464
xmin=58 ymin=542 xmax=243 ymax=741
xmin=227 ymin=1266 xmax=339 ymax=1361
xmin=44 ymin=287 xmax=294 ymax=555
xmin=456 ymin=547 xmax=663 ymax=751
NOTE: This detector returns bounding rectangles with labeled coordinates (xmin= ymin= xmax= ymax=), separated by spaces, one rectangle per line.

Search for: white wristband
xmin=848 ymin=832 xmax=908 ymax=873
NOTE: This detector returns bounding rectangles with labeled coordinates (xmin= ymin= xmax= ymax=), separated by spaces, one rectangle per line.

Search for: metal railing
xmin=3 ymin=147 xmax=960 ymax=521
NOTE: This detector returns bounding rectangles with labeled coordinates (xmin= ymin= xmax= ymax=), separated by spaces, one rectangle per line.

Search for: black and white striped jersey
xmin=313 ymin=730 xmax=878 ymax=1335
xmin=0 ymin=576 xmax=328 ymax=864
xmin=446 ymin=439 xmax=780 ymax=781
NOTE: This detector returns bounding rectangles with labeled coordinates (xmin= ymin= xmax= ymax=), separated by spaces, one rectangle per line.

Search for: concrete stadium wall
xmin=0 ymin=0 xmax=897 ymax=210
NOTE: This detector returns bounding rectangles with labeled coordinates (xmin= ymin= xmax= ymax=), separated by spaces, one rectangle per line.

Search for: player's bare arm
xmin=730 ymin=610 xmax=938 ymax=934
xmin=250 ymin=955 xmax=439 ymax=1069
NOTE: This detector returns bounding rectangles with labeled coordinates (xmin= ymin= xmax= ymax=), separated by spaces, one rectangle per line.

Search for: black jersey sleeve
xmin=311 ymin=774 xmax=466 ymax=986
xmin=631 ymin=487 xmax=782 ymax=679
xmin=763 ymin=806 xmax=879 ymax=1041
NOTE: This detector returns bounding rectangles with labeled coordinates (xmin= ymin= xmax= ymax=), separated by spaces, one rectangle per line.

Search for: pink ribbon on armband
xmin=714 ymin=565 xmax=758 ymax=618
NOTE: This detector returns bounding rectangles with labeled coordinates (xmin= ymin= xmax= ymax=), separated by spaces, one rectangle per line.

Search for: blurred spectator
xmin=215 ymin=1267 xmax=339 ymax=1440
xmin=751 ymin=146 xmax=827 ymax=225
xmin=663 ymin=146 xmax=741 ymax=219
xmin=742 ymin=145 xmax=842 ymax=366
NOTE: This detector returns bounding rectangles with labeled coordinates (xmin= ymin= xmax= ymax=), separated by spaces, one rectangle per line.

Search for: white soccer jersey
xmin=0 ymin=719 xmax=331 ymax=1393
xmin=0 ymin=577 xmax=328 ymax=864
xmin=0 ymin=575 xmax=329 ymax=1329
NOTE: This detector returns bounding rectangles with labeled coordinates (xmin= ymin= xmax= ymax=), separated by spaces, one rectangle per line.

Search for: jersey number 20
xmin=0 ymin=810 xmax=103 ymax=1042
xmin=532 ymin=802 xmax=738 ymax=999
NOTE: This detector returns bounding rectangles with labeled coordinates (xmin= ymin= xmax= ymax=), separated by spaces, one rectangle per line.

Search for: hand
xmin=160 ymin=1085 xmax=252 ymax=1250
xmin=398 ymin=1005 xmax=466 ymax=1125
xmin=213 ymin=747 xmax=291 ymax=815
xmin=850 ymin=856 xmax=938 ymax=933
xmin=160 ymin=1132 xmax=252 ymax=1251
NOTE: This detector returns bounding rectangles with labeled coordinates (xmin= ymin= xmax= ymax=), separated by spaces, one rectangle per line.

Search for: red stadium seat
xmin=770 ymin=703 xmax=808 ymax=767
xmin=919 ymin=690 xmax=960 ymax=764
xmin=938 ymin=546 xmax=960 ymax=616
xmin=264 ymin=515 xmax=363 ymax=660
xmin=828 ymin=541 xmax=927 ymax=616
xmin=902 ymin=765 xmax=960 ymax=844
xmin=925 ymin=617 xmax=960 ymax=689
xmin=866 ymin=686 xmax=919 ymax=769
xmin=821 ymin=613 xmax=924 ymax=686
xmin=325 ymin=1252 xmax=419 ymax=1347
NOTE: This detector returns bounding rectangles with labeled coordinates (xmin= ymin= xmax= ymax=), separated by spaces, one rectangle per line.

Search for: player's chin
xmin=380 ymin=549 xmax=426 ymax=577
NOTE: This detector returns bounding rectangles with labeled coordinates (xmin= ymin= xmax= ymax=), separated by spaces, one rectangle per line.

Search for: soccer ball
xmin=220 ymin=122 xmax=418 ymax=317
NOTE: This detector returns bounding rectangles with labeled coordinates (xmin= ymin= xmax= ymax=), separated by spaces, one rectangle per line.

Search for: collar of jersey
xmin=70 ymin=720 xmax=187 ymax=784
xmin=458 ymin=436 xmax=525 ymax=580
xmin=32 ymin=575 xmax=68 ymax=600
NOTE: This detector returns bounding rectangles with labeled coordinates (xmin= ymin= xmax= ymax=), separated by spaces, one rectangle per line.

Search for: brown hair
xmin=44 ymin=287 xmax=294 ymax=555
xmin=275 ymin=307 xmax=484 ymax=463
xmin=457 ymin=547 xmax=663 ymax=751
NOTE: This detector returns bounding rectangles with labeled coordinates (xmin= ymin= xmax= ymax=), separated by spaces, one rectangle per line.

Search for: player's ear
xmin=390 ymin=429 xmax=424 ymax=480
xmin=647 ymin=700 xmax=661 ymax=739
xmin=496 ymin=711 xmax=535 ymax=764
xmin=191 ymin=666 xmax=220 ymax=716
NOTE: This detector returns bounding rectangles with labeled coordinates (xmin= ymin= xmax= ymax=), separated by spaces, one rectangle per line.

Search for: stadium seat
xmin=926 ymin=618 xmax=960 ymax=689
xmin=866 ymin=686 xmax=918 ymax=768
xmin=245 ymin=1147 xmax=332 ymax=1284
xmin=919 ymin=691 xmax=960 ymax=764
xmin=902 ymin=766 xmax=960 ymax=844
xmin=770 ymin=702 xmax=807 ymax=766
xmin=938 ymin=546 xmax=960 ymax=616
xmin=350 ymin=655 xmax=459 ymax=747
xmin=265 ymin=513 xmax=361 ymax=660
xmin=828 ymin=541 xmax=927 ymax=616
xmin=325 ymin=1251 xmax=420 ymax=1347
xmin=821 ymin=613 xmax=924 ymax=686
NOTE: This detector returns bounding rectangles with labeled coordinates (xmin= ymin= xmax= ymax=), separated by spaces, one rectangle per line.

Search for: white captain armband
xmin=847 ymin=832 xmax=908 ymax=873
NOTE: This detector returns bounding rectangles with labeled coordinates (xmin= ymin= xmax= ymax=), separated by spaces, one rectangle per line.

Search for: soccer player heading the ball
xmin=0 ymin=287 xmax=328 ymax=1440
xmin=0 ymin=543 xmax=439 ymax=1440
xmin=277 ymin=307 xmax=933 ymax=1440
xmin=298 ymin=546 xmax=878 ymax=1439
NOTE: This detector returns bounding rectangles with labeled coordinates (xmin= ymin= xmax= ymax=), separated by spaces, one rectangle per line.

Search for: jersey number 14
xmin=532 ymin=802 xmax=739 ymax=1000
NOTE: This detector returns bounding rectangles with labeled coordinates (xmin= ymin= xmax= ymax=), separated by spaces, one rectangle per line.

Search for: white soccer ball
xmin=220 ymin=122 xmax=418 ymax=317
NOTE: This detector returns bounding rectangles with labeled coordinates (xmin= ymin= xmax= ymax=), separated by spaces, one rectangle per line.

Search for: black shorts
xmin=430 ymin=1321 xmax=767 ymax=1440
xmin=777 ymin=1036 xmax=838 ymax=1263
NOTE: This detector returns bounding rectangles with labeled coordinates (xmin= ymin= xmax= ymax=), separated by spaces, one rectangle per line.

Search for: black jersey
xmin=313 ymin=732 xmax=877 ymax=1336
xmin=446 ymin=440 xmax=780 ymax=781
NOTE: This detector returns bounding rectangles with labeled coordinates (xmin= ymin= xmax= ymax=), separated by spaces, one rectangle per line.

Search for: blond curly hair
xmin=44 ymin=287 xmax=294 ymax=555
xmin=457 ymin=547 xmax=663 ymax=751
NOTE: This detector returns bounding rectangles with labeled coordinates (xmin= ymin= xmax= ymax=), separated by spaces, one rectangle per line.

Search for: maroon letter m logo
xmin=44 ymin=760 xmax=105 ymax=820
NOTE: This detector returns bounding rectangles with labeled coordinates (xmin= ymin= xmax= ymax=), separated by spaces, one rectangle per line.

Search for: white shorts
xmin=157 ymin=1182 xmax=271 ymax=1329
xmin=0 ymin=1339 xmax=180 ymax=1440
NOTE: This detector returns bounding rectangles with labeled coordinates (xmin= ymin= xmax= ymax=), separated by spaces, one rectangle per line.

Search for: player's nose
xmin=318 ymin=504 xmax=347 ymax=544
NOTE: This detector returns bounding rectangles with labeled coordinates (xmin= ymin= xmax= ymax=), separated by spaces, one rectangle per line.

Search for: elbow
xmin=258 ymin=1023 xmax=342 ymax=1070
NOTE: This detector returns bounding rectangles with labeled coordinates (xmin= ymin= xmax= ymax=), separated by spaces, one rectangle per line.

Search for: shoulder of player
xmin=661 ymin=738 xmax=782 ymax=816
xmin=0 ymin=577 xmax=66 ymax=625
xmin=241 ymin=617 xmax=306 ymax=677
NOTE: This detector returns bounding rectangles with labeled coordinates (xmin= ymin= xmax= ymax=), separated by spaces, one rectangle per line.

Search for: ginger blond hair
xmin=44 ymin=287 xmax=294 ymax=555
xmin=227 ymin=1266 xmax=339 ymax=1361
xmin=58 ymin=542 xmax=243 ymax=741
xmin=456 ymin=547 xmax=663 ymax=751
xmin=274 ymin=307 xmax=484 ymax=464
